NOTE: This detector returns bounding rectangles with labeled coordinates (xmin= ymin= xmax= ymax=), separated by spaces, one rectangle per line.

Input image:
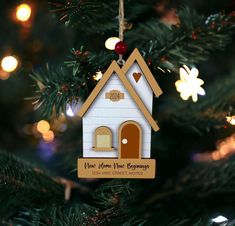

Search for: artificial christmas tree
xmin=0 ymin=0 xmax=234 ymax=225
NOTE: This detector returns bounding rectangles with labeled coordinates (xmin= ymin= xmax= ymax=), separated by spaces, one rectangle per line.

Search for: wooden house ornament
xmin=77 ymin=48 xmax=163 ymax=179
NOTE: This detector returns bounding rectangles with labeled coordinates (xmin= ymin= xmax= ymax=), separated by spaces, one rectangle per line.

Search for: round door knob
xmin=122 ymin=138 xmax=128 ymax=144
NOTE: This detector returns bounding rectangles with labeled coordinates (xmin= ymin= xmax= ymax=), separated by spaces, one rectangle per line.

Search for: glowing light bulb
xmin=105 ymin=37 xmax=120 ymax=50
xmin=37 ymin=120 xmax=50 ymax=134
xmin=66 ymin=105 xmax=74 ymax=117
xmin=93 ymin=71 xmax=103 ymax=81
xmin=226 ymin=116 xmax=235 ymax=125
xmin=1 ymin=56 xmax=18 ymax=72
xmin=211 ymin=215 xmax=228 ymax=224
xmin=16 ymin=4 xmax=31 ymax=22
xmin=66 ymin=101 xmax=82 ymax=117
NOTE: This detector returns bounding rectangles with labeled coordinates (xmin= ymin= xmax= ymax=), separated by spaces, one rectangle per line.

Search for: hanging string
xmin=119 ymin=0 xmax=124 ymax=42
xmin=118 ymin=0 xmax=125 ymax=65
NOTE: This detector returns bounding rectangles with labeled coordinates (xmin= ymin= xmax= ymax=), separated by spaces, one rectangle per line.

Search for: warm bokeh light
xmin=1 ymin=56 xmax=18 ymax=72
xmin=194 ymin=133 xmax=235 ymax=162
xmin=226 ymin=115 xmax=235 ymax=125
xmin=0 ymin=70 xmax=10 ymax=80
xmin=36 ymin=120 xmax=50 ymax=134
xmin=105 ymin=37 xmax=120 ymax=50
xmin=16 ymin=4 xmax=31 ymax=22
xmin=42 ymin=130 xmax=55 ymax=143
xmin=93 ymin=71 xmax=103 ymax=81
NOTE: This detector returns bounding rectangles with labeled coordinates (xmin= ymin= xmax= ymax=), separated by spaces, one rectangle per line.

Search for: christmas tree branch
xmin=48 ymin=0 xmax=154 ymax=32
xmin=0 ymin=150 xmax=64 ymax=200
xmin=0 ymin=150 xmax=92 ymax=222
xmin=140 ymin=156 xmax=235 ymax=225
xmin=0 ymin=151 xmax=144 ymax=225
xmin=127 ymin=8 xmax=235 ymax=70
xmin=159 ymin=69 xmax=235 ymax=134
xmin=31 ymin=6 xmax=234 ymax=118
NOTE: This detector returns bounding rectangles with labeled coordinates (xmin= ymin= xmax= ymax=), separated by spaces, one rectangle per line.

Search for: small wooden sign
xmin=105 ymin=90 xmax=124 ymax=102
xmin=77 ymin=158 xmax=156 ymax=179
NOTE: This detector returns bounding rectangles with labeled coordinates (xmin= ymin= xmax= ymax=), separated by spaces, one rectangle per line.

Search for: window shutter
xmin=97 ymin=135 xmax=110 ymax=148
xmin=92 ymin=127 xmax=114 ymax=151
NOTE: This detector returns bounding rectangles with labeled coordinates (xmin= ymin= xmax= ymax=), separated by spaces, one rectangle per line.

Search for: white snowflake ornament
xmin=175 ymin=65 xmax=205 ymax=102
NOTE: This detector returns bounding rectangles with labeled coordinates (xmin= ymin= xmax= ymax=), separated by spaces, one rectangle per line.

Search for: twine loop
xmin=117 ymin=0 xmax=125 ymax=66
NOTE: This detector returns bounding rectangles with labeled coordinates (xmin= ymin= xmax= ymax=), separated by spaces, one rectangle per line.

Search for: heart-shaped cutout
xmin=133 ymin=72 xmax=142 ymax=83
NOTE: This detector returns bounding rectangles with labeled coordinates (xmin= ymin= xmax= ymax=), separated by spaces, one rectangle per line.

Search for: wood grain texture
xmin=122 ymin=48 xmax=163 ymax=98
xmin=92 ymin=126 xmax=114 ymax=151
xmin=125 ymin=63 xmax=153 ymax=112
xmin=86 ymin=108 xmax=153 ymax=117
xmin=82 ymin=74 xmax=152 ymax=158
xmin=78 ymin=49 xmax=163 ymax=160
xmin=77 ymin=60 xmax=159 ymax=131
xmin=92 ymin=147 xmax=115 ymax=151
xmin=83 ymin=149 xmax=151 ymax=158
xmin=78 ymin=61 xmax=118 ymax=117
xmin=77 ymin=158 xmax=156 ymax=179
xmin=133 ymin=72 xmax=142 ymax=83
xmin=119 ymin=121 xmax=142 ymax=159
xmin=105 ymin=90 xmax=124 ymax=101
xmin=118 ymin=68 xmax=159 ymax=131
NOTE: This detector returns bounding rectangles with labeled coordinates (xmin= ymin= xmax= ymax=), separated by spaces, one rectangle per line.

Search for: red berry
xmin=114 ymin=41 xmax=127 ymax=55
xmin=191 ymin=31 xmax=197 ymax=40
xmin=60 ymin=84 xmax=68 ymax=92
xmin=147 ymin=58 xmax=152 ymax=66
xmin=210 ymin=22 xmax=216 ymax=29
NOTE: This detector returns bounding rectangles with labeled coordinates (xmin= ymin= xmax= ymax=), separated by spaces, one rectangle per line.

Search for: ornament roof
xmin=78 ymin=49 xmax=163 ymax=131
xmin=122 ymin=48 xmax=162 ymax=97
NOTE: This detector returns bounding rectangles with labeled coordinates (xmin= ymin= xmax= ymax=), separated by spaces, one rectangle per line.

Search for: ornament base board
xmin=77 ymin=158 xmax=156 ymax=179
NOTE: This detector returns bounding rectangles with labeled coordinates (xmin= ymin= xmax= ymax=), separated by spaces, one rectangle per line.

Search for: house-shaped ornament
xmin=77 ymin=49 xmax=163 ymax=179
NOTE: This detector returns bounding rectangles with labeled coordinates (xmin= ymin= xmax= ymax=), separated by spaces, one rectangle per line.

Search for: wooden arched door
xmin=119 ymin=121 xmax=142 ymax=159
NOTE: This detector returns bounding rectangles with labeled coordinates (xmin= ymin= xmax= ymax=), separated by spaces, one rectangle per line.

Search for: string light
xmin=16 ymin=4 xmax=31 ymax=22
xmin=175 ymin=65 xmax=205 ymax=102
xmin=36 ymin=120 xmax=50 ymax=134
xmin=211 ymin=215 xmax=228 ymax=225
xmin=66 ymin=101 xmax=83 ymax=117
xmin=66 ymin=105 xmax=74 ymax=117
xmin=226 ymin=115 xmax=235 ymax=125
xmin=93 ymin=71 xmax=103 ymax=81
xmin=1 ymin=56 xmax=18 ymax=72
xmin=105 ymin=37 xmax=120 ymax=50
xmin=212 ymin=134 xmax=235 ymax=159
xmin=193 ymin=133 xmax=235 ymax=162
